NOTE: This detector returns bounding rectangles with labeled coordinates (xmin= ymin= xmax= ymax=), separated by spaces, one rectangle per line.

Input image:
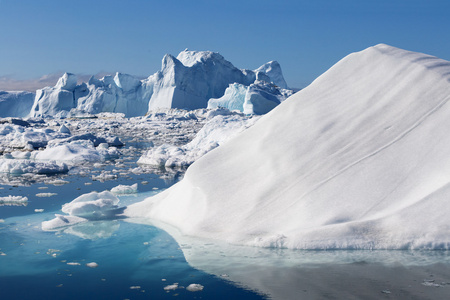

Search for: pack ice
xmin=29 ymin=50 xmax=293 ymax=117
xmin=126 ymin=44 xmax=450 ymax=250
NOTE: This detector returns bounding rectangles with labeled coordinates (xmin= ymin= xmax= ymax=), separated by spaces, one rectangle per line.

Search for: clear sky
xmin=0 ymin=0 xmax=449 ymax=91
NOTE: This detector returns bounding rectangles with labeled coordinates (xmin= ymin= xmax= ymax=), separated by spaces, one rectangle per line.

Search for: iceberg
xmin=28 ymin=50 xmax=293 ymax=117
xmin=0 ymin=91 xmax=35 ymax=118
xmin=126 ymin=44 xmax=450 ymax=250
xmin=42 ymin=191 xmax=124 ymax=231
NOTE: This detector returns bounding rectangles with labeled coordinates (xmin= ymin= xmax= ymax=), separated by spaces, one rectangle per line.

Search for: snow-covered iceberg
xmin=126 ymin=44 xmax=450 ymax=250
xmin=42 ymin=191 xmax=123 ymax=231
xmin=207 ymin=80 xmax=294 ymax=115
xmin=29 ymin=50 xmax=293 ymax=117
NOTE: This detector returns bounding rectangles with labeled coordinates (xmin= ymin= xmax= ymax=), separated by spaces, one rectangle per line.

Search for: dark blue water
xmin=0 ymin=172 xmax=266 ymax=300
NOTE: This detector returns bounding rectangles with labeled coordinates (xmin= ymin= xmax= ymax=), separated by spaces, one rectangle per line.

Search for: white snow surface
xmin=126 ymin=44 xmax=450 ymax=250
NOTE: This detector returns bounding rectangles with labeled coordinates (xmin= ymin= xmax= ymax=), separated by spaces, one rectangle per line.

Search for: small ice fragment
xmin=67 ymin=262 xmax=81 ymax=266
xmin=162 ymin=279 xmax=166 ymax=281
xmin=381 ymin=290 xmax=391 ymax=294
xmin=0 ymin=196 xmax=28 ymax=206
xmin=86 ymin=262 xmax=98 ymax=268
xmin=141 ymin=181 xmax=148 ymax=185
xmin=163 ymin=283 xmax=178 ymax=290
xmin=38 ymin=186 xmax=48 ymax=190
xmin=34 ymin=209 xmax=44 ymax=213
xmin=36 ymin=193 xmax=57 ymax=197
xmin=152 ymin=187 xmax=159 ymax=190
xmin=56 ymin=284 xmax=63 ymax=287
xmin=110 ymin=183 xmax=138 ymax=194
xmin=220 ymin=274 xmax=229 ymax=277
xmin=186 ymin=284 xmax=204 ymax=292
xmin=46 ymin=179 xmax=69 ymax=186
xmin=0 ymin=219 xmax=4 ymax=223
xmin=85 ymin=182 xmax=93 ymax=185
xmin=129 ymin=286 xmax=141 ymax=290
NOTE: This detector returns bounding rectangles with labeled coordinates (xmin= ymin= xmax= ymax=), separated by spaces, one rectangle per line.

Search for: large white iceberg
xmin=126 ymin=44 xmax=450 ymax=250
xmin=29 ymin=50 xmax=292 ymax=117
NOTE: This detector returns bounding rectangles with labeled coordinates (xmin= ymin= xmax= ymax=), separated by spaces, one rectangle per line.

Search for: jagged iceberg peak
xmin=127 ymin=44 xmax=450 ymax=250
xmin=55 ymin=72 xmax=77 ymax=91
xmin=113 ymin=72 xmax=141 ymax=92
xmin=255 ymin=61 xmax=288 ymax=89
xmin=28 ymin=49 xmax=293 ymax=117
xmin=176 ymin=48 xmax=234 ymax=69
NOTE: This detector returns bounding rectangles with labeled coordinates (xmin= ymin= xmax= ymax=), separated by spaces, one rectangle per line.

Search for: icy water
xmin=0 ymin=172 xmax=265 ymax=300
xmin=2 ymin=167 xmax=450 ymax=299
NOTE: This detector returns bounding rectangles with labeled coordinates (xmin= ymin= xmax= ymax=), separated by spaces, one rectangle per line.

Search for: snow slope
xmin=126 ymin=44 xmax=450 ymax=250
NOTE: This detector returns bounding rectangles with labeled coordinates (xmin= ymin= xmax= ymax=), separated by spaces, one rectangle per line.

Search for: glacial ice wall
xmin=28 ymin=50 xmax=292 ymax=118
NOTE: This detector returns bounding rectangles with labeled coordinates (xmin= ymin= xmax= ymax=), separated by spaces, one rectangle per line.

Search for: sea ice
xmin=110 ymin=183 xmax=138 ymax=194
xmin=0 ymin=196 xmax=28 ymax=206
xmin=186 ymin=283 xmax=204 ymax=292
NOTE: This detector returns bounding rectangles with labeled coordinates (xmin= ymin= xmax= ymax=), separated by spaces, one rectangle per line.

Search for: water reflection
xmin=129 ymin=218 xmax=450 ymax=299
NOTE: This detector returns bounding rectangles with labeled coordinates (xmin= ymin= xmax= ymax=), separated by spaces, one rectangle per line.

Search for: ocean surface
xmin=2 ymin=162 xmax=450 ymax=299
xmin=0 ymin=170 xmax=266 ymax=299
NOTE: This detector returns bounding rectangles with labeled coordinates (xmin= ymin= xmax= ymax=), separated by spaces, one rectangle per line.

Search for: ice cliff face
xmin=0 ymin=91 xmax=35 ymax=118
xmin=29 ymin=50 xmax=292 ymax=118
xmin=127 ymin=44 xmax=450 ymax=250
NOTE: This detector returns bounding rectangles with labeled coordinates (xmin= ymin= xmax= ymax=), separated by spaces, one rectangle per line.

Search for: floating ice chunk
xmin=0 ymin=196 xmax=28 ymax=206
xmin=34 ymin=209 xmax=44 ymax=213
xmin=33 ymin=140 xmax=103 ymax=162
xmin=36 ymin=193 xmax=57 ymax=197
xmin=61 ymin=191 xmax=120 ymax=219
xmin=163 ymin=283 xmax=179 ymax=291
xmin=129 ymin=286 xmax=141 ymax=290
xmin=45 ymin=179 xmax=69 ymax=185
xmin=67 ymin=262 xmax=81 ymax=266
xmin=86 ymin=262 xmax=98 ymax=268
xmin=186 ymin=284 xmax=204 ymax=292
xmin=110 ymin=183 xmax=138 ymax=194
xmin=0 ymin=159 xmax=68 ymax=175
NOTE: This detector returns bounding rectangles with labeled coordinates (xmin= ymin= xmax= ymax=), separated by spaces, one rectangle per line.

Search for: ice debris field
xmin=2 ymin=45 xmax=450 ymax=252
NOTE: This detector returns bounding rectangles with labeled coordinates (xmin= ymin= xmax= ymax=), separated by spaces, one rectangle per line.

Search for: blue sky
xmin=0 ymin=0 xmax=449 ymax=90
